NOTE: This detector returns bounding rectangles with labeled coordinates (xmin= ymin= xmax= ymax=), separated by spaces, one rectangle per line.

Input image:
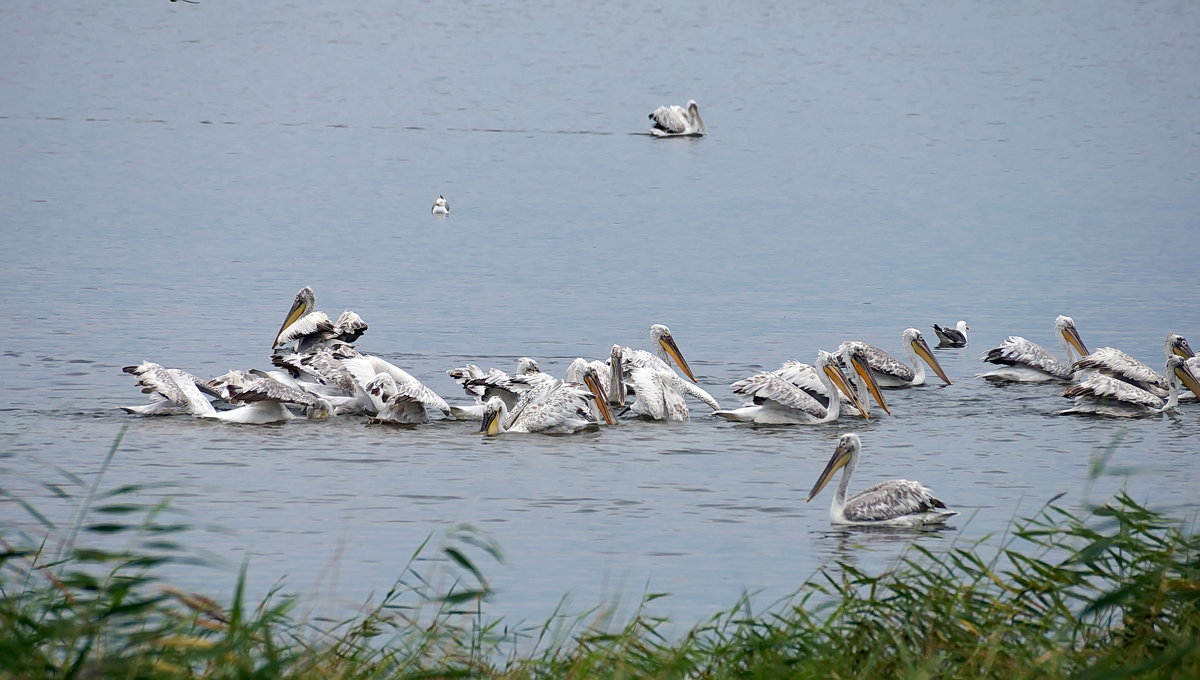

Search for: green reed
xmin=1 ymin=432 xmax=1196 ymax=679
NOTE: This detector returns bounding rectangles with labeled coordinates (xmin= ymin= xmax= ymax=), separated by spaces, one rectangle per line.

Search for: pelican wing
xmin=840 ymin=341 xmax=915 ymax=383
xmin=1072 ymin=347 xmax=1168 ymax=394
xmin=730 ymin=372 xmax=825 ymax=419
xmin=275 ymin=312 xmax=334 ymax=349
xmin=982 ymin=336 xmax=1072 ymax=379
xmin=648 ymin=105 xmax=689 ymax=134
xmin=1063 ymin=373 xmax=1162 ymax=409
xmin=122 ymin=362 xmax=216 ymax=416
xmin=507 ymin=381 xmax=595 ymax=433
xmin=230 ymin=375 xmax=322 ymax=408
xmin=273 ymin=346 xmax=359 ymax=395
xmin=843 ymin=480 xmax=950 ymax=523
xmin=625 ymin=367 xmax=689 ymax=420
xmin=333 ymin=310 xmax=368 ymax=343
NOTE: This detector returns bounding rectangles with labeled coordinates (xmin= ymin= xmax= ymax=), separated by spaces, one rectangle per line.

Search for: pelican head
xmin=1166 ymin=333 xmax=1194 ymax=359
xmin=580 ymin=366 xmax=617 ymax=425
xmin=1166 ymin=355 xmax=1200 ymax=400
xmin=516 ymin=357 xmax=541 ymax=375
xmin=816 ymin=350 xmax=869 ymax=419
xmin=844 ymin=347 xmax=891 ymax=415
xmin=903 ymin=328 xmax=952 ymax=385
xmin=480 ymin=397 xmax=507 ymax=436
xmin=1055 ymin=315 xmax=1089 ymax=359
xmin=651 ymin=324 xmax=698 ymax=382
xmin=687 ymin=100 xmax=706 ymax=135
xmin=273 ymin=286 xmax=316 ymax=348
xmin=807 ymin=433 xmax=860 ymax=502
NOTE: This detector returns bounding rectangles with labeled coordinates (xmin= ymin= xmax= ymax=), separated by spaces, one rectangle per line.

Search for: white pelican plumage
xmin=341 ymin=353 xmax=451 ymax=419
xmin=806 ymin=433 xmax=958 ymax=527
xmin=979 ymin=315 xmax=1089 ymax=382
xmin=432 ymin=195 xmax=450 ymax=215
xmin=121 ymin=362 xmax=217 ymax=417
xmin=622 ymin=364 xmax=693 ymax=421
xmin=446 ymin=357 xmax=554 ymax=419
xmin=713 ymin=350 xmax=870 ymax=424
xmin=365 ymin=373 xmax=452 ymax=424
xmin=1166 ymin=333 xmax=1200 ymax=398
xmin=932 ymin=321 xmax=970 ymax=348
xmin=480 ymin=372 xmax=615 ymax=435
xmin=618 ymin=325 xmax=721 ymax=413
xmin=838 ymin=328 xmax=952 ymax=388
xmin=272 ymin=286 xmax=368 ymax=352
xmin=1060 ymin=356 xmax=1200 ymax=417
xmin=214 ymin=371 xmax=336 ymax=423
xmin=648 ymin=99 xmax=706 ymax=137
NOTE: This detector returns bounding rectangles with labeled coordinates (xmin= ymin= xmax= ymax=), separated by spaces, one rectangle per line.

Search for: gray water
xmin=2 ymin=0 xmax=1198 ymax=630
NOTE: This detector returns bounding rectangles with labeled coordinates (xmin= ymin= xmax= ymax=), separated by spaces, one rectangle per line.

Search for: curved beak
xmin=911 ymin=336 xmax=952 ymax=385
xmin=273 ymin=297 xmax=309 ymax=348
xmin=824 ymin=362 xmax=869 ymax=420
xmin=1061 ymin=324 xmax=1089 ymax=359
xmin=583 ymin=370 xmax=616 ymax=425
xmin=806 ymin=441 xmax=853 ymax=502
xmin=658 ymin=331 xmax=698 ymax=382
xmin=1174 ymin=361 xmax=1200 ymax=400
xmin=850 ymin=352 xmax=890 ymax=415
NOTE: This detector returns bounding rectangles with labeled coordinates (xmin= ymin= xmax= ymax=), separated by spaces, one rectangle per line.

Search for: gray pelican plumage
xmin=272 ymin=286 xmax=368 ymax=352
xmin=713 ymin=350 xmax=870 ymax=424
xmin=932 ymin=321 xmax=970 ymax=348
xmin=342 ymin=353 xmax=451 ymax=419
xmin=432 ymin=195 xmax=450 ymax=215
xmin=979 ymin=315 xmax=1090 ymax=382
xmin=1069 ymin=330 xmax=1193 ymax=399
xmin=806 ymin=433 xmax=958 ymax=527
xmin=215 ymin=371 xmax=336 ymax=423
xmin=648 ymin=99 xmax=706 ymax=137
xmin=838 ymin=328 xmax=952 ymax=388
xmin=446 ymin=357 xmax=554 ymax=419
xmin=618 ymin=325 xmax=721 ymax=412
xmin=480 ymin=373 xmax=615 ymax=435
xmin=365 ymin=373 xmax=452 ymax=424
xmin=1060 ymin=355 xmax=1200 ymax=417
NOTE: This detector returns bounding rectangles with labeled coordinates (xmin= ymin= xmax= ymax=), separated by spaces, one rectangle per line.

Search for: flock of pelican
xmin=120 ymin=289 xmax=1198 ymax=527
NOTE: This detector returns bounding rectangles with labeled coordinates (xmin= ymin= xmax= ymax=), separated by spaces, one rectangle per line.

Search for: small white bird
xmin=432 ymin=195 xmax=450 ymax=215
xmin=648 ymin=100 xmax=706 ymax=137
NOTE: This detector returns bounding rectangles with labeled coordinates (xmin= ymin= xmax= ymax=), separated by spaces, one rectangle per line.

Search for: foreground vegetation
xmin=2 ymin=432 xmax=1197 ymax=679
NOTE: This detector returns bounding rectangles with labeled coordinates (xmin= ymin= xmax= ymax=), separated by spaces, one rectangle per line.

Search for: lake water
xmin=2 ymin=0 xmax=1198 ymax=632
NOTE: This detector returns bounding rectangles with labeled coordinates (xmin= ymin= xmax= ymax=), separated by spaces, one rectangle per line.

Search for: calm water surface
xmin=2 ymin=1 xmax=1198 ymax=630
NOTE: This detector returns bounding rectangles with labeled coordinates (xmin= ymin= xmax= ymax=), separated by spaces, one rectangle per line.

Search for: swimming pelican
xmin=341 ymin=353 xmax=451 ymax=418
xmin=1060 ymin=355 xmax=1200 ymax=417
xmin=272 ymin=286 xmax=368 ymax=351
xmin=121 ymin=362 xmax=217 ymax=417
xmin=932 ymin=321 xmax=970 ymax=348
xmin=1166 ymin=333 xmax=1200 ymax=398
xmin=620 ymin=365 xmax=693 ymax=420
xmin=806 ymin=433 xmax=958 ymax=526
xmin=480 ymin=374 xmax=614 ymax=435
xmin=364 ymin=373 xmax=452 ymax=424
xmin=838 ymin=328 xmax=951 ymax=388
xmin=713 ymin=350 xmax=870 ymax=424
xmin=1069 ymin=329 xmax=1190 ymax=398
xmin=648 ymin=100 xmax=706 ymax=137
xmin=979 ymin=315 xmax=1089 ymax=382
xmin=446 ymin=357 xmax=555 ymax=418
xmin=211 ymin=371 xmax=337 ymax=424
xmin=619 ymin=325 xmax=721 ymax=411
xmin=432 ymin=195 xmax=450 ymax=215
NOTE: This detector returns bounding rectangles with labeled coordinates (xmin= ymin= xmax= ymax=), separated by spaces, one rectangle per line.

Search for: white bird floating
xmin=838 ymin=328 xmax=952 ymax=388
xmin=432 ymin=195 xmax=450 ymax=215
xmin=479 ymin=368 xmax=615 ymax=435
xmin=712 ymin=350 xmax=873 ymax=424
xmin=615 ymin=324 xmax=721 ymax=420
xmin=806 ymin=433 xmax=958 ymax=527
xmin=1059 ymin=355 xmax=1200 ymax=417
xmin=932 ymin=321 xmax=970 ymax=348
xmin=979 ymin=315 xmax=1090 ymax=382
xmin=648 ymin=100 xmax=706 ymax=137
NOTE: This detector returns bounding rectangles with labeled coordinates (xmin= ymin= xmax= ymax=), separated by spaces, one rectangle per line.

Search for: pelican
xmin=837 ymin=328 xmax=952 ymax=388
xmin=1060 ymin=355 xmax=1200 ymax=417
xmin=619 ymin=325 xmax=721 ymax=412
xmin=121 ymin=362 xmax=217 ymax=417
xmin=272 ymin=286 xmax=368 ymax=352
xmin=806 ymin=434 xmax=958 ymax=526
xmin=713 ymin=350 xmax=870 ymax=424
xmin=979 ymin=315 xmax=1089 ymax=382
xmin=210 ymin=371 xmax=336 ymax=424
xmin=648 ymin=99 xmax=706 ymax=137
xmin=1167 ymin=333 xmax=1200 ymax=397
xmin=364 ymin=373 xmax=452 ymax=424
xmin=432 ymin=195 xmax=450 ymax=215
xmin=480 ymin=373 xmax=615 ymax=435
xmin=342 ymin=353 xmax=451 ymax=419
xmin=446 ymin=357 xmax=554 ymax=418
xmin=1069 ymin=330 xmax=1189 ymax=398
xmin=932 ymin=321 xmax=970 ymax=348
